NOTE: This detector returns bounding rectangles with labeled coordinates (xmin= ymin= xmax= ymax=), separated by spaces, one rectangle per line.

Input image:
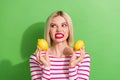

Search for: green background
xmin=0 ymin=0 xmax=120 ymax=80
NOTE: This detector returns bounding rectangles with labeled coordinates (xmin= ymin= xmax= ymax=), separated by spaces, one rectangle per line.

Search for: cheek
xmin=63 ymin=28 xmax=69 ymax=35
xmin=49 ymin=30 xmax=55 ymax=38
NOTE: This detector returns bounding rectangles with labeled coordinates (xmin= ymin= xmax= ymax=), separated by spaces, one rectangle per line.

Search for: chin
xmin=54 ymin=39 xmax=66 ymax=43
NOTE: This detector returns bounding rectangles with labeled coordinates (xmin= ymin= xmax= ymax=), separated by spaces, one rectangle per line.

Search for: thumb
xmin=45 ymin=49 xmax=49 ymax=62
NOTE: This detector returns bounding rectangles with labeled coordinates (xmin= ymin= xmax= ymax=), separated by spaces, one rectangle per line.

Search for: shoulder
xmin=77 ymin=53 xmax=90 ymax=67
xmin=82 ymin=53 xmax=91 ymax=63
xmin=76 ymin=51 xmax=90 ymax=63
xmin=84 ymin=52 xmax=90 ymax=58
xmin=29 ymin=54 xmax=41 ymax=65
xmin=76 ymin=51 xmax=90 ymax=57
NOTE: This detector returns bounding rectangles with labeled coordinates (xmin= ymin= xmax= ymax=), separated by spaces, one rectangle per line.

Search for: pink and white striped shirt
xmin=30 ymin=51 xmax=90 ymax=80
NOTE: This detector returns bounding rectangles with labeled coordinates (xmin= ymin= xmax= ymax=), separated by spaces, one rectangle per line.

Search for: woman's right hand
xmin=34 ymin=46 xmax=50 ymax=67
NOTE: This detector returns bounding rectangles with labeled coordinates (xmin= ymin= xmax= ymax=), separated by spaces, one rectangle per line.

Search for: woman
xmin=30 ymin=11 xmax=90 ymax=80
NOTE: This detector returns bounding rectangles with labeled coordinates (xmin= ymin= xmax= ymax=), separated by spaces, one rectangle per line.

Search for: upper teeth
xmin=56 ymin=34 xmax=63 ymax=37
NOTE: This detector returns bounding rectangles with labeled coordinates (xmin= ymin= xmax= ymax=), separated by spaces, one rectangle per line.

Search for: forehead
xmin=51 ymin=16 xmax=66 ymax=23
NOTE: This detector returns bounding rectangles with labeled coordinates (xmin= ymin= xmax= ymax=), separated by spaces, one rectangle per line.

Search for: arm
xmin=69 ymin=48 xmax=87 ymax=80
xmin=69 ymin=66 xmax=78 ymax=80
xmin=30 ymin=54 xmax=50 ymax=80
xmin=77 ymin=53 xmax=90 ymax=80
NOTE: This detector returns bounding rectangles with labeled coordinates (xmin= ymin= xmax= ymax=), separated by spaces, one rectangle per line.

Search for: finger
xmin=37 ymin=46 xmax=42 ymax=62
xmin=76 ymin=50 xmax=85 ymax=63
xmin=81 ymin=46 xmax=85 ymax=51
xmin=37 ymin=46 xmax=42 ymax=51
xmin=36 ymin=49 xmax=40 ymax=61
xmin=80 ymin=49 xmax=85 ymax=56
xmin=39 ymin=49 xmax=48 ymax=65
xmin=41 ymin=53 xmax=48 ymax=66
xmin=45 ymin=49 xmax=49 ymax=62
xmin=75 ymin=56 xmax=83 ymax=64
xmin=37 ymin=46 xmax=42 ymax=54
xmin=71 ymin=50 xmax=76 ymax=61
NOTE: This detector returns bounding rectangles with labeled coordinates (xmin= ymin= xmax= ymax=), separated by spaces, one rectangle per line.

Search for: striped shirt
xmin=30 ymin=51 xmax=90 ymax=80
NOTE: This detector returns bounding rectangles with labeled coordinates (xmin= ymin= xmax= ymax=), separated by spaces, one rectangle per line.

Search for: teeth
xmin=56 ymin=34 xmax=63 ymax=37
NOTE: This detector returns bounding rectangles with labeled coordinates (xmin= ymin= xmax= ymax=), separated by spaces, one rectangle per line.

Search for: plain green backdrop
xmin=0 ymin=0 xmax=120 ymax=80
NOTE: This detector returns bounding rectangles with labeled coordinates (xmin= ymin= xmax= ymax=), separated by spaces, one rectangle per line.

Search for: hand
xmin=34 ymin=46 xmax=50 ymax=67
xmin=69 ymin=47 xmax=86 ymax=67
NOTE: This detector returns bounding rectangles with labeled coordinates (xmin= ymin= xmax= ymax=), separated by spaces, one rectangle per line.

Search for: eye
xmin=62 ymin=23 xmax=67 ymax=27
xmin=50 ymin=23 xmax=57 ymax=28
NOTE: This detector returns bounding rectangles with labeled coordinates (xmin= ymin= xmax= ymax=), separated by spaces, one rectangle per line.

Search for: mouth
xmin=55 ymin=33 xmax=64 ymax=39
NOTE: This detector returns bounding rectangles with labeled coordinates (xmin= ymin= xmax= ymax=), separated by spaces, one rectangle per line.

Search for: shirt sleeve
xmin=29 ymin=54 xmax=50 ymax=80
xmin=69 ymin=52 xmax=90 ymax=80
xmin=69 ymin=66 xmax=78 ymax=80
xmin=77 ymin=53 xmax=90 ymax=80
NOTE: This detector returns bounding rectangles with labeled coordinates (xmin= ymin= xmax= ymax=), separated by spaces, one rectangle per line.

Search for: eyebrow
xmin=50 ymin=22 xmax=67 ymax=25
xmin=62 ymin=22 xmax=67 ymax=24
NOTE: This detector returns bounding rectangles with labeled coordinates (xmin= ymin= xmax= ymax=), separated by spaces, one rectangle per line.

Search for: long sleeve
xmin=77 ymin=53 xmax=90 ymax=80
xmin=69 ymin=66 xmax=78 ymax=80
xmin=29 ymin=54 xmax=50 ymax=80
xmin=69 ymin=53 xmax=90 ymax=80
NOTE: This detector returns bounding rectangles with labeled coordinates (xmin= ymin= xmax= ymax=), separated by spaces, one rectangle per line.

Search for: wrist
xmin=69 ymin=62 xmax=76 ymax=67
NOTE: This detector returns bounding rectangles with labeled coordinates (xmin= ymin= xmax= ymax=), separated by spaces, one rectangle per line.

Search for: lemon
xmin=74 ymin=40 xmax=84 ymax=51
xmin=37 ymin=39 xmax=48 ymax=51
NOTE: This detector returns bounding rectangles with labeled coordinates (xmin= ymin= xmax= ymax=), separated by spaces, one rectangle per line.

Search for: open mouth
xmin=55 ymin=33 xmax=64 ymax=39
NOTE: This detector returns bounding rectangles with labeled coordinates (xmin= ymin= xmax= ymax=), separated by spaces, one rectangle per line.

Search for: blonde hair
xmin=44 ymin=11 xmax=74 ymax=47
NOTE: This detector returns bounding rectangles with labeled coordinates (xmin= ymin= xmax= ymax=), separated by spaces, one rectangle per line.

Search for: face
xmin=49 ymin=16 xmax=69 ymax=44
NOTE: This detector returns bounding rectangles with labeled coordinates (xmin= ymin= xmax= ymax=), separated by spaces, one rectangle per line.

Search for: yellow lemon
xmin=74 ymin=40 xmax=84 ymax=51
xmin=37 ymin=39 xmax=48 ymax=51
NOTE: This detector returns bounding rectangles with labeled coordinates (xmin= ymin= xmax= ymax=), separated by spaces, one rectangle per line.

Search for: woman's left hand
xmin=69 ymin=47 xmax=86 ymax=67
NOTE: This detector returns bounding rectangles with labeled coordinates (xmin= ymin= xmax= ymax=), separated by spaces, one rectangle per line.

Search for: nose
xmin=57 ymin=26 xmax=62 ymax=32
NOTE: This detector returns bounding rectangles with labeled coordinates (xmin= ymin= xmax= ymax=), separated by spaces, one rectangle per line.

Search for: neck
xmin=50 ymin=41 xmax=68 ymax=57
